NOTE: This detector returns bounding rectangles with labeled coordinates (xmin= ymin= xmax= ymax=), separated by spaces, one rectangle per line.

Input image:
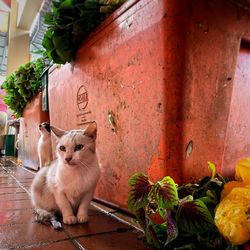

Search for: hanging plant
xmin=42 ymin=0 xmax=126 ymax=64
xmin=1 ymin=59 xmax=45 ymax=117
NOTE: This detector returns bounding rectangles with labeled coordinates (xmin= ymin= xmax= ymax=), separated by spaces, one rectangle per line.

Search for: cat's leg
xmin=54 ymin=191 xmax=77 ymax=225
xmin=76 ymin=191 xmax=93 ymax=223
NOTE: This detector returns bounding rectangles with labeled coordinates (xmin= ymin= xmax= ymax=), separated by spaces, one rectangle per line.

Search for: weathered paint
xmin=222 ymin=42 xmax=250 ymax=177
xmin=19 ymin=92 xmax=50 ymax=170
xmin=48 ymin=0 xmax=250 ymax=208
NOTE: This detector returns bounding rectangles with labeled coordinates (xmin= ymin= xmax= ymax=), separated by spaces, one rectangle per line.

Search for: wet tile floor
xmin=0 ymin=158 xmax=150 ymax=250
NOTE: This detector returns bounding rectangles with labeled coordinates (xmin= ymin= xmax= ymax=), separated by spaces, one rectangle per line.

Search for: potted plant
xmin=127 ymin=161 xmax=250 ymax=249
xmin=2 ymin=58 xmax=50 ymax=170
xmin=42 ymin=0 xmax=126 ymax=64
xmin=2 ymin=58 xmax=45 ymax=117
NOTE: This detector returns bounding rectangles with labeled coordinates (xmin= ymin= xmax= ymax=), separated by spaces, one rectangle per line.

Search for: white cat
xmin=37 ymin=122 xmax=53 ymax=169
xmin=31 ymin=122 xmax=100 ymax=227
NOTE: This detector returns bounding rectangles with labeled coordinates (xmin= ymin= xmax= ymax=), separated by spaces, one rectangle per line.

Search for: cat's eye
xmin=74 ymin=144 xmax=84 ymax=151
xmin=59 ymin=145 xmax=66 ymax=152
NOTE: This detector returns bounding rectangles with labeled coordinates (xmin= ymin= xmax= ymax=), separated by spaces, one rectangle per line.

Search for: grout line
xmin=0 ymin=207 xmax=33 ymax=211
xmin=71 ymin=228 xmax=146 ymax=250
xmin=0 ymin=221 xmax=38 ymax=228
xmin=71 ymin=229 xmax=122 ymax=240
xmin=0 ymin=181 xmax=30 ymax=184
xmin=0 ymin=198 xmax=30 ymax=202
xmin=19 ymin=166 xmax=36 ymax=176
xmin=91 ymin=202 xmax=142 ymax=232
xmin=7 ymin=159 xmax=36 ymax=177
xmin=13 ymin=180 xmax=34 ymax=183
xmin=9 ymin=238 xmax=75 ymax=250
xmin=0 ymin=191 xmax=26 ymax=195
xmin=0 ymin=185 xmax=25 ymax=188
xmin=70 ymin=240 xmax=86 ymax=250
xmin=8 ymin=174 xmax=31 ymax=196
xmin=1 ymin=163 xmax=32 ymax=196
xmin=61 ymin=227 xmax=86 ymax=250
xmin=72 ymin=242 xmax=87 ymax=250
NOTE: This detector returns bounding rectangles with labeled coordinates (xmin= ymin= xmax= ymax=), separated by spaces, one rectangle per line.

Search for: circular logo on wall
xmin=77 ymin=85 xmax=88 ymax=111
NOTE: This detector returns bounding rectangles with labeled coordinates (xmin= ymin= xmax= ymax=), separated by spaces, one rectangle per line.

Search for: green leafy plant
xmin=127 ymin=163 xmax=237 ymax=249
xmin=42 ymin=0 xmax=126 ymax=64
xmin=2 ymin=59 xmax=45 ymax=117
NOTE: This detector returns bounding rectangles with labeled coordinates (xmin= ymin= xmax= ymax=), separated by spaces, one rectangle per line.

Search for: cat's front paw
xmin=77 ymin=214 xmax=88 ymax=224
xmin=63 ymin=215 xmax=77 ymax=225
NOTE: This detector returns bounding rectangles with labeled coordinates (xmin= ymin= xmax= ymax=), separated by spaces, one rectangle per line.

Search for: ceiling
xmin=0 ymin=0 xmax=51 ymax=75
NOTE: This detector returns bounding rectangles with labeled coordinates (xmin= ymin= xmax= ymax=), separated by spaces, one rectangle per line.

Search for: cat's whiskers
xmin=83 ymin=144 xmax=92 ymax=151
xmin=79 ymin=160 xmax=90 ymax=170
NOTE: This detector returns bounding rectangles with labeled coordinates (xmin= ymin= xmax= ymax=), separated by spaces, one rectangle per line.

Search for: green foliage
xmin=150 ymin=176 xmax=179 ymax=210
xmin=2 ymin=59 xmax=45 ymax=117
xmin=128 ymin=173 xmax=152 ymax=212
xmin=42 ymin=0 xmax=126 ymax=64
xmin=176 ymin=199 xmax=214 ymax=234
xmin=127 ymin=163 xmax=237 ymax=249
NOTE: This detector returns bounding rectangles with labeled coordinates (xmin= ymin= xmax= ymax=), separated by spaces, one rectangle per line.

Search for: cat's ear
xmin=50 ymin=126 xmax=66 ymax=138
xmin=84 ymin=122 xmax=97 ymax=140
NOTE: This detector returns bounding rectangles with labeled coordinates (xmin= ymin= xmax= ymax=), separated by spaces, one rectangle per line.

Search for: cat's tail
xmin=33 ymin=208 xmax=62 ymax=230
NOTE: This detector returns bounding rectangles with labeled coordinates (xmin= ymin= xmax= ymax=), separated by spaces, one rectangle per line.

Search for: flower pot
xmin=18 ymin=92 xmax=50 ymax=170
xmin=48 ymin=0 xmax=250 ymax=208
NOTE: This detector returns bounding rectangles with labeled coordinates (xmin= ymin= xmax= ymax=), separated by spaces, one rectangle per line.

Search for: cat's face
xmin=56 ymin=131 xmax=94 ymax=166
xmin=51 ymin=123 xmax=97 ymax=167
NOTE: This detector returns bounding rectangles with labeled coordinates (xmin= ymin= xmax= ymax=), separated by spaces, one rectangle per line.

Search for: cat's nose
xmin=65 ymin=157 xmax=72 ymax=163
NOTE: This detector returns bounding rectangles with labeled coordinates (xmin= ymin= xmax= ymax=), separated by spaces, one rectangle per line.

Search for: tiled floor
xmin=0 ymin=158 xmax=150 ymax=250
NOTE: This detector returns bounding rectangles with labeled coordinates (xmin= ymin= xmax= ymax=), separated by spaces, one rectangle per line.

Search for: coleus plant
xmin=128 ymin=162 xmax=238 ymax=249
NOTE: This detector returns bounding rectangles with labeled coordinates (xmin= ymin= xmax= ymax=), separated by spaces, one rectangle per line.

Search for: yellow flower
xmin=220 ymin=181 xmax=246 ymax=200
xmin=235 ymin=157 xmax=250 ymax=184
xmin=215 ymin=157 xmax=250 ymax=245
xmin=215 ymin=187 xmax=250 ymax=245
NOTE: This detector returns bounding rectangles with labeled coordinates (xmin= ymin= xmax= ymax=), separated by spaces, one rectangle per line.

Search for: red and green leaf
xmin=165 ymin=211 xmax=178 ymax=247
xmin=151 ymin=176 xmax=178 ymax=210
xmin=176 ymin=199 xmax=214 ymax=234
xmin=128 ymin=173 xmax=152 ymax=212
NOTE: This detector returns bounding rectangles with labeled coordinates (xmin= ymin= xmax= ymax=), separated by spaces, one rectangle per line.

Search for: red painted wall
xmin=222 ymin=42 xmax=250 ymax=176
xmin=48 ymin=0 xmax=250 ymax=208
xmin=19 ymin=93 xmax=50 ymax=170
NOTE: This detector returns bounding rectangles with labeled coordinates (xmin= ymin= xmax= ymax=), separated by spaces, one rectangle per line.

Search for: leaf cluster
xmin=42 ymin=0 xmax=126 ymax=64
xmin=1 ymin=59 xmax=45 ymax=117
xmin=127 ymin=163 xmax=237 ymax=249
